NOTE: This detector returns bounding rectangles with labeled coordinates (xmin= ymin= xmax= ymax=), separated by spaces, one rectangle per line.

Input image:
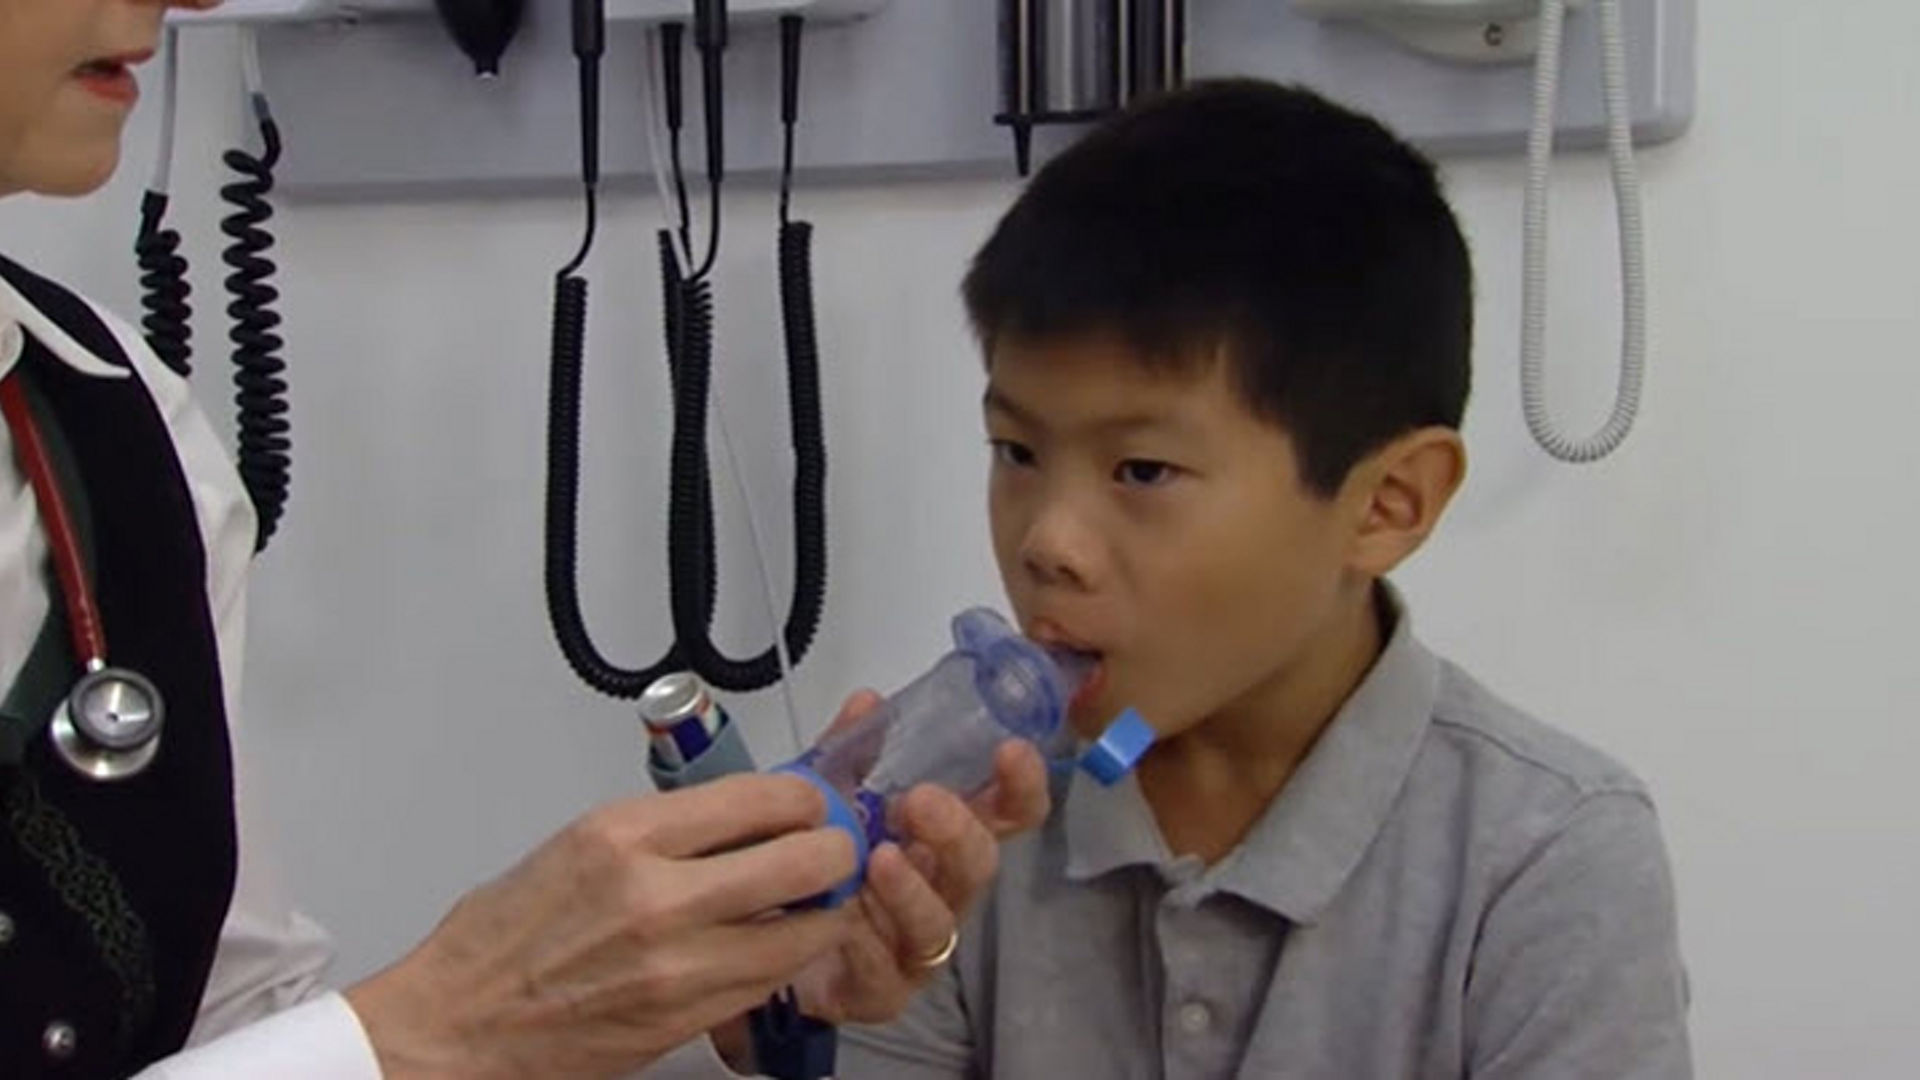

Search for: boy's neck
xmin=1137 ymin=585 xmax=1389 ymax=866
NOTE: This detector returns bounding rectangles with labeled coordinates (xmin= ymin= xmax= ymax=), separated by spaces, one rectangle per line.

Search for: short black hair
xmin=965 ymin=79 xmax=1473 ymax=495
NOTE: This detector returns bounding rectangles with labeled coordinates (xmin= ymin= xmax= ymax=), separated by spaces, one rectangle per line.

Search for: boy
xmin=840 ymin=80 xmax=1689 ymax=1079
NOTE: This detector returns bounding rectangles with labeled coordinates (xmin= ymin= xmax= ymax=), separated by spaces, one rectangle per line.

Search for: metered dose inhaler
xmin=780 ymin=608 xmax=1154 ymax=906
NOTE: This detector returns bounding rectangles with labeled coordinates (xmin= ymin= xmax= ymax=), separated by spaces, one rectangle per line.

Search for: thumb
xmin=822 ymin=689 xmax=885 ymax=740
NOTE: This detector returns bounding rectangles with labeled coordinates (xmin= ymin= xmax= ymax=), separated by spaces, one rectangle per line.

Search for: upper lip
xmin=1026 ymin=617 xmax=1103 ymax=655
xmin=81 ymin=48 xmax=156 ymax=71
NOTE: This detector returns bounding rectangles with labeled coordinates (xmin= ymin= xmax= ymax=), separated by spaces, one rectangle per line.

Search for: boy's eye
xmin=1115 ymin=459 xmax=1178 ymax=487
xmin=991 ymin=439 xmax=1037 ymax=468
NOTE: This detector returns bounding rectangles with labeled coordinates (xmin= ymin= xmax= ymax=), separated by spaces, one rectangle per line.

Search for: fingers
xmin=790 ymin=848 xmax=952 ymax=1026
xmin=895 ymin=785 xmax=999 ymax=913
xmin=639 ymin=908 xmax=855 ymax=1037
xmin=864 ymin=843 xmax=959 ymax=970
xmin=838 ymin=887 xmax=914 ymax=1003
xmin=610 ymin=773 xmax=828 ymax=859
xmin=673 ymin=908 xmax=855 ymax=1003
xmin=673 ymin=827 xmax=860 ymax=924
xmin=974 ymin=740 xmax=1052 ymax=837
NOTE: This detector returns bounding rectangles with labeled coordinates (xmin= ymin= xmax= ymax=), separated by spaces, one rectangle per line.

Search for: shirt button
xmin=43 ymin=1020 xmax=79 ymax=1060
xmin=0 ymin=320 xmax=22 ymax=366
xmin=0 ymin=910 xmax=14 ymax=947
xmin=1177 ymin=1001 xmax=1213 ymax=1035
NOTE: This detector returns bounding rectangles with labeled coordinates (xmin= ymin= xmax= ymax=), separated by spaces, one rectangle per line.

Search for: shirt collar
xmin=0 ymin=256 xmax=133 ymax=383
xmin=1063 ymin=585 xmax=1440 ymax=924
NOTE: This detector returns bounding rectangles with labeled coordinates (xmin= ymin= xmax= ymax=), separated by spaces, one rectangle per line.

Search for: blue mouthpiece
xmin=1079 ymin=708 xmax=1156 ymax=786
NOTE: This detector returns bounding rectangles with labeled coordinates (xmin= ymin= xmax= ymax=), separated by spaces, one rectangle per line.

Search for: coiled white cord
xmin=148 ymin=28 xmax=182 ymax=195
xmin=1522 ymin=0 xmax=1647 ymax=462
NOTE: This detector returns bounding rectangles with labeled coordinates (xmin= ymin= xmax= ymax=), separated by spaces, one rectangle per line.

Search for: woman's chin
xmin=39 ymin=151 xmax=119 ymax=196
xmin=10 ymin=117 xmax=124 ymax=197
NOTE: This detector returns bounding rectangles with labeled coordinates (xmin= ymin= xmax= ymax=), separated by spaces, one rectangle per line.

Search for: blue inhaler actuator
xmin=777 ymin=608 xmax=1153 ymax=906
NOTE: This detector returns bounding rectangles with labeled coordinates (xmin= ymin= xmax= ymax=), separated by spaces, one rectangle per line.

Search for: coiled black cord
xmin=656 ymin=12 xmax=827 ymax=692
xmin=545 ymin=188 xmax=705 ymax=696
xmin=136 ymin=191 xmax=194 ymax=378
xmin=664 ymin=218 xmax=826 ymax=689
xmin=776 ymin=222 xmax=827 ymax=649
xmin=220 ymin=102 xmax=290 ymax=553
xmin=659 ymin=230 xmax=721 ymax=625
xmin=544 ymin=2 xmax=704 ymax=698
xmin=543 ymin=4 xmax=827 ymax=697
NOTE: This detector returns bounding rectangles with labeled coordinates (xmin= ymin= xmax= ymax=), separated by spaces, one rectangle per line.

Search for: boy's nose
xmin=1018 ymin=504 xmax=1101 ymax=592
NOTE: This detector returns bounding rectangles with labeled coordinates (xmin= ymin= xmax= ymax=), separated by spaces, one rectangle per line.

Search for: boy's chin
xmin=1068 ymin=697 xmax=1147 ymax=742
xmin=1067 ymin=707 xmax=1110 ymax=742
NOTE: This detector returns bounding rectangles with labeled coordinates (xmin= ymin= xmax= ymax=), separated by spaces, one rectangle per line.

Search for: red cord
xmin=2 ymin=372 xmax=107 ymax=666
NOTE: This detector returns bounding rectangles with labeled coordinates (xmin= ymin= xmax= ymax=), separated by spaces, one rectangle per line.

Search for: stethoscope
xmin=2 ymin=370 xmax=165 ymax=782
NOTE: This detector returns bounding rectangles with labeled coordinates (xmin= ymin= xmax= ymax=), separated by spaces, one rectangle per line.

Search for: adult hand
xmin=346 ymin=774 xmax=862 ymax=1079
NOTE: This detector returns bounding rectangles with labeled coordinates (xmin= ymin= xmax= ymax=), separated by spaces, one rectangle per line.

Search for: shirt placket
xmin=1157 ymin=881 xmax=1238 ymax=1080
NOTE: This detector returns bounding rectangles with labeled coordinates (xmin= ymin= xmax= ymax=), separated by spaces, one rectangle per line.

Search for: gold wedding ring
xmin=915 ymin=927 xmax=960 ymax=970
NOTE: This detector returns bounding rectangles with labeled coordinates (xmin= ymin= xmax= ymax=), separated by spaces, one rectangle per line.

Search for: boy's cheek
xmin=986 ymin=508 xmax=1027 ymax=583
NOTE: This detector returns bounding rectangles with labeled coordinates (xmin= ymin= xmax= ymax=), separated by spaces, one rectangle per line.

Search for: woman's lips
xmin=73 ymin=52 xmax=152 ymax=106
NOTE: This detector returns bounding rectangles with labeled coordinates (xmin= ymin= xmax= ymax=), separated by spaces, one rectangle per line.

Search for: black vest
xmin=0 ymin=255 xmax=239 ymax=1078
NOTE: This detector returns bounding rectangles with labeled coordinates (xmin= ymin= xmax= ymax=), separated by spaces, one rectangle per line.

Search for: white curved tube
xmin=149 ymin=29 xmax=183 ymax=195
xmin=1521 ymin=0 xmax=1648 ymax=463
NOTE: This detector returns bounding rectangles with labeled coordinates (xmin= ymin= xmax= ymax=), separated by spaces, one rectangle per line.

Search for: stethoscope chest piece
xmin=50 ymin=665 xmax=164 ymax=782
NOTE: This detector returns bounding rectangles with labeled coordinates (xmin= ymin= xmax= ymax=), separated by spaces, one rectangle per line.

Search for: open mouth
xmin=1062 ymin=650 xmax=1108 ymax=711
xmin=1026 ymin=620 xmax=1110 ymax=710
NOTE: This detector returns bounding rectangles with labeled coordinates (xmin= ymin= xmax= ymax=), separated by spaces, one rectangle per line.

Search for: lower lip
xmin=75 ymin=68 xmax=139 ymax=106
xmin=1071 ymin=660 xmax=1108 ymax=711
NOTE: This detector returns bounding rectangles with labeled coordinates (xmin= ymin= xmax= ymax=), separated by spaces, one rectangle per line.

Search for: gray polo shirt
xmin=840 ymin=603 xmax=1690 ymax=1079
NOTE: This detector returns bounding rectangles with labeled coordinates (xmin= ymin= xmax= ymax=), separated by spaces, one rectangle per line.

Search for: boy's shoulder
xmin=1423 ymin=653 xmax=1655 ymax=821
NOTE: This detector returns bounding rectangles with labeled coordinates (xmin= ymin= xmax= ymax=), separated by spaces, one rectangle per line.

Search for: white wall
xmin=4 ymin=0 xmax=1915 ymax=1074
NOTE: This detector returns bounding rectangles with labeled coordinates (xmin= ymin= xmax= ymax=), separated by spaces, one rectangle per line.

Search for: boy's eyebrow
xmin=984 ymin=387 xmax=1191 ymax=439
xmin=982 ymin=387 xmax=1034 ymax=424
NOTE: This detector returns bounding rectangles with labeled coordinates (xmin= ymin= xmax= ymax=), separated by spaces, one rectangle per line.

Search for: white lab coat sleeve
xmin=184 ymin=773 xmax=342 ymax=1042
xmin=134 ymin=994 xmax=382 ymax=1080
xmin=88 ymin=297 xmax=381 ymax=1078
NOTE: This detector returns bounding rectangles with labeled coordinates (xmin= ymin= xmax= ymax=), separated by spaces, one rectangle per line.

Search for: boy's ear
xmin=1342 ymin=427 xmax=1467 ymax=577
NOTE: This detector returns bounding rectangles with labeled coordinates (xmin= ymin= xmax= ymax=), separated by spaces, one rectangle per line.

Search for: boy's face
xmin=986 ymin=333 xmax=1366 ymax=742
xmin=0 ymin=1 xmax=216 ymax=198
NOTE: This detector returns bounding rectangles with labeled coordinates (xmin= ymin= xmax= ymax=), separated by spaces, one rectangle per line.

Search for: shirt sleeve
xmin=837 ymin=964 xmax=979 ymax=1080
xmin=132 ymin=994 xmax=380 ymax=1080
xmin=182 ymin=641 xmax=343 ymax=1044
xmin=97 ymin=299 xmax=375 ymax=1077
xmin=1464 ymin=791 xmax=1692 ymax=1080
xmin=186 ymin=854 xmax=339 ymax=1041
